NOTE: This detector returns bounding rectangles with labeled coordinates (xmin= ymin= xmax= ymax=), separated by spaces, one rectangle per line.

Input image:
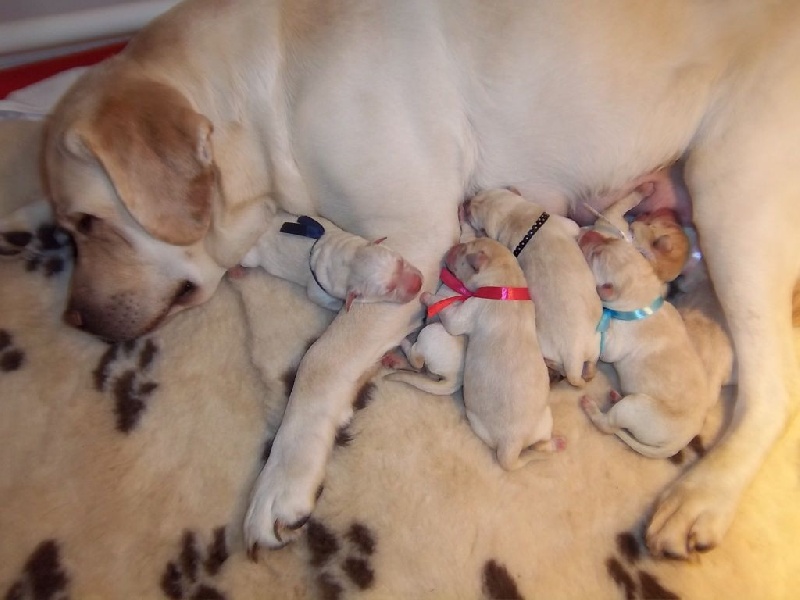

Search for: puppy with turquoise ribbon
xmin=577 ymin=197 xmax=713 ymax=459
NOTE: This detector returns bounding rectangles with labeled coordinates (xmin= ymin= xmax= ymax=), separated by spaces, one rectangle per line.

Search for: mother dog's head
xmin=42 ymin=61 xmax=270 ymax=341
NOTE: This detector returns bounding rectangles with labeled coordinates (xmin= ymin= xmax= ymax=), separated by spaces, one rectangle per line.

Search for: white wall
xmin=0 ymin=0 xmax=180 ymax=68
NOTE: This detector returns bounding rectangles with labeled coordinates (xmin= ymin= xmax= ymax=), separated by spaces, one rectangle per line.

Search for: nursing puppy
xmin=631 ymin=208 xmax=692 ymax=283
xmin=578 ymin=229 xmax=713 ymax=459
xmin=420 ymin=237 xmax=563 ymax=470
xmin=464 ymin=188 xmax=602 ymax=387
xmin=240 ymin=209 xmax=423 ymax=312
xmin=384 ymin=322 xmax=466 ymax=395
xmin=588 ymin=192 xmax=691 ymax=285
xmin=671 ymin=258 xmax=736 ymax=399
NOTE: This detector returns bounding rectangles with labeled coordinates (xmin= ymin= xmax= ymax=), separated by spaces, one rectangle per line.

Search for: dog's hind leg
xmin=646 ymin=59 xmax=800 ymax=557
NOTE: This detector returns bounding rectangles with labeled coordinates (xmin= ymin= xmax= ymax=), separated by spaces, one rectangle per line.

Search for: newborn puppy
xmin=670 ymin=257 xmax=736 ymax=399
xmin=421 ymin=237 xmax=563 ymax=470
xmin=630 ymin=207 xmax=691 ymax=283
xmin=385 ymin=322 xmax=466 ymax=395
xmin=463 ymin=188 xmax=602 ymax=387
xmin=241 ymin=210 xmax=422 ymax=311
xmin=577 ymin=229 xmax=713 ymax=459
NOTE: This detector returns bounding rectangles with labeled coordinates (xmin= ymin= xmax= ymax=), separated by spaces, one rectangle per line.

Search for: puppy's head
xmin=578 ymin=229 xmax=660 ymax=305
xmin=462 ymin=188 xmax=522 ymax=239
xmin=42 ymin=64 xmax=248 ymax=340
xmin=630 ymin=208 xmax=690 ymax=282
xmin=444 ymin=237 xmax=517 ymax=289
xmin=345 ymin=240 xmax=423 ymax=310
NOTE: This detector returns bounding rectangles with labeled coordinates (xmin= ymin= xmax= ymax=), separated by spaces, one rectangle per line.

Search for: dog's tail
xmin=384 ymin=370 xmax=461 ymax=396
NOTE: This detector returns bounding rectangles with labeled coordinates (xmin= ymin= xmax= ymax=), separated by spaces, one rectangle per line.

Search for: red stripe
xmin=427 ymin=267 xmax=531 ymax=318
xmin=0 ymin=41 xmax=127 ymax=99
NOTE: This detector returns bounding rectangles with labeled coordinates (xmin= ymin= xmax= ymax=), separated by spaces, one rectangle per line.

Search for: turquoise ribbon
xmin=597 ymin=295 xmax=665 ymax=354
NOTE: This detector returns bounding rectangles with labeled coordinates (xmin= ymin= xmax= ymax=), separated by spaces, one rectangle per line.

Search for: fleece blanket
xmin=1 ymin=117 xmax=799 ymax=600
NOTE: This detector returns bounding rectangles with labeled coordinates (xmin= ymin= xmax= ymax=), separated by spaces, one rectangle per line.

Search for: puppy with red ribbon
xmin=420 ymin=237 xmax=565 ymax=470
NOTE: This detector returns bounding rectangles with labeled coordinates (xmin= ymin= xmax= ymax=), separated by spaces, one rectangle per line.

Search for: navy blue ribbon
xmin=280 ymin=215 xmax=326 ymax=240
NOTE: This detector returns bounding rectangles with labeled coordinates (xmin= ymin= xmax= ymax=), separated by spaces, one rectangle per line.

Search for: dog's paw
xmin=646 ymin=474 xmax=736 ymax=559
xmin=243 ymin=452 xmax=320 ymax=555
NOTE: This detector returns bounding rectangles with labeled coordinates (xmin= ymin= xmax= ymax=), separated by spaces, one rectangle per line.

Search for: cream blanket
xmin=1 ymin=119 xmax=799 ymax=600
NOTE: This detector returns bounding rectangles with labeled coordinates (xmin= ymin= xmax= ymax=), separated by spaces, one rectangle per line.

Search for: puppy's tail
xmin=497 ymin=436 xmax=566 ymax=470
xmin=612 ymin=430 xmax=687 ymax=460
xmin=384 ymin=370 xmax=461 ymax=396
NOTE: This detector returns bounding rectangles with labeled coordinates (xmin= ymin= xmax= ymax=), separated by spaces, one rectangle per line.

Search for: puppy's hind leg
xmin=647 ymin=70 xmax=800 ymax=558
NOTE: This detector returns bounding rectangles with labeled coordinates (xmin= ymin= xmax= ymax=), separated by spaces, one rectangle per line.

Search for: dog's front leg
xmin=243 ymin=231 xmax=454 ymax=552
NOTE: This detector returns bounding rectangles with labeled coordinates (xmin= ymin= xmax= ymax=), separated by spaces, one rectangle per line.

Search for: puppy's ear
xmin=653 ymin=234 xmax=674 ymax=254
xmin=67 ymin=79 xmax=214 ymax=245
xmin=597 ymin=282 xmax=618 ymax=302
xmin=466 ymin=250 xmax=489 ymax=272
xmin=345 ymin=290 xmax=360 ymax=311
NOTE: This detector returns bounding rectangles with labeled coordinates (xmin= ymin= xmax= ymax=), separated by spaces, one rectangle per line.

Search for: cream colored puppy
xmin=240 ymin=210 xmax=423 ymax=312
xmin=464 ymin=188 xmax=602 ymax=387
xmin=385 ymin=322 xmax=466 ymax=395
xmin=420 ymin=237 xmax=564 ymax=470
xmin=671 ymin=258 xmax=736 ymax=399
xmin=578 ymin=229 xmax=713 ymax=459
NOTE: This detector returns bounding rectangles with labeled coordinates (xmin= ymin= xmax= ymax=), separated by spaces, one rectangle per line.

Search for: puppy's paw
xmin=646 ymin=474 xmax=736 ymax=559
xmin=243 ymin=447 xmax=321 ymax=555
xmin=579 ymin=395 xmax=599 ymax=415
xmin=380 ymin=348 xmax=409 ymax=369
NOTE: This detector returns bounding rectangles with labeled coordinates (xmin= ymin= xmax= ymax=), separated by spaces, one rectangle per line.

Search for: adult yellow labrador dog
xmin=40 ymin=0 xmax=800 ymax=558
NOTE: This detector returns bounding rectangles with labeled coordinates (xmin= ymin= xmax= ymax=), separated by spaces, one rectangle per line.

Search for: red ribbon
xmin=426 ymin=267 xmax=531 ymax=318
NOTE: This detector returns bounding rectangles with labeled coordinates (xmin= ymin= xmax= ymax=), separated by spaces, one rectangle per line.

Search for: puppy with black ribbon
xmin=463 ymin=188 xmax=602 ymax=387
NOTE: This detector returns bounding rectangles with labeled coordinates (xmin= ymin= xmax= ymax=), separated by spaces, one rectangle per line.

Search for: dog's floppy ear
xmin=64 ymin=80 xmax=214 ymax=245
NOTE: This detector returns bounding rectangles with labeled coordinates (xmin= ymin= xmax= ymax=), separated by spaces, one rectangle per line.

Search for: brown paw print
xmin=160 ymin=527 xmax=229 ymax=600
xmin=0 ymin=329 xmax=25 ymax=373
xmin=1 ymin=225 xmax=73 ymax=278
xmin=92 ymin=337 xmax=160 ymax=433
xmin=605 ymin=531 xmax=681 ymax=600
xmin=306 ymin=519 xmax=378 ymax=599
xmin=3 ymin=539 xmax=71 ymax=600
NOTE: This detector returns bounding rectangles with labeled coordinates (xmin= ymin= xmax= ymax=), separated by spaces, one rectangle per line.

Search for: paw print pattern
xmin=160 ymin=527 xmax=230 ymax=600
xmin=3 ymin=539 xmax=71 ymax=600
xmin=92 ymin=337 xmax=160 ymax=433
xmin=482 ymin=559 xmax=524 ymax=600
xmin=1 ymin=224 xmax=73 ymax=279
xmin=0 ymin=329 xmax=25 ymax=373
xmin=306 ymin=519 xmax=378 ymax=599
xmin=605 ymin=532 xmax=681 ymax=600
